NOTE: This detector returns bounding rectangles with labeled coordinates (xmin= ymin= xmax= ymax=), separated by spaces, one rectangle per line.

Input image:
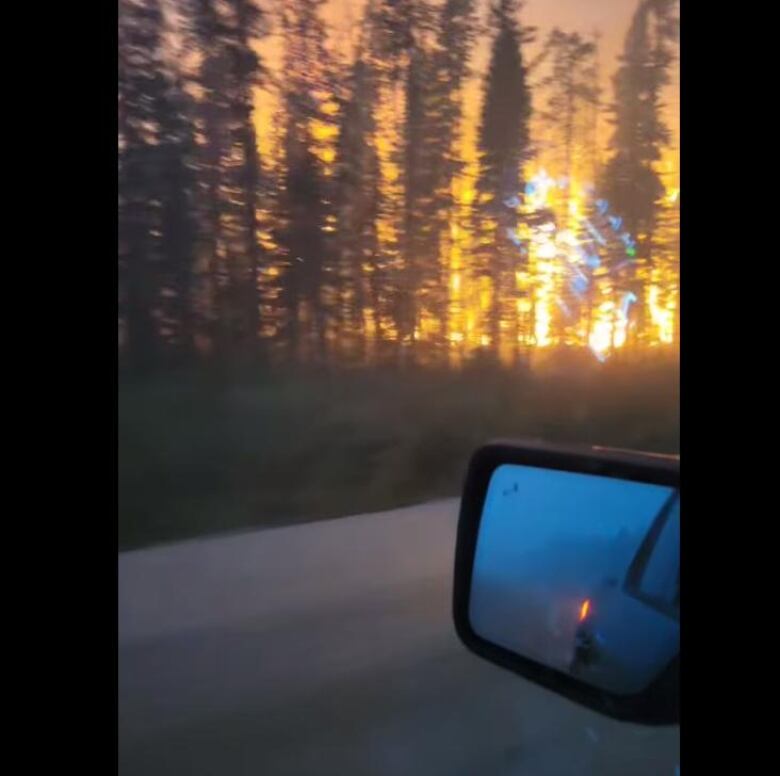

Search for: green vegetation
xmin=118 ymin=349 xmax=678 ymax=550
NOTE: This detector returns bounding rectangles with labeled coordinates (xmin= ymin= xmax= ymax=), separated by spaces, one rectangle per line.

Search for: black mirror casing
xmin=452 ymin=441 xmax=679 ymax=725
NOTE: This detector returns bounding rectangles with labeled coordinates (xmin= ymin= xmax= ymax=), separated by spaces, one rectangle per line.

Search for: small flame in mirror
xmin=468 ymin=463 xmax=679 ymax=695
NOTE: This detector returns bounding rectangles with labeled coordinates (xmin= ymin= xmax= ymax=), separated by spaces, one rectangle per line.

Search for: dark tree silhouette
xmin=190 ymin=0 xmax=267 ymax=362
xmin=537 ymin=29 xmax=599 ymax=210
xmin=474 ymin=0 xmax=533 ymax=356
xmin=601 ymin=0 xmax=678 ymax=341
xmin=118 ymin=0 xmax=679 ymax=372
xmin=156 ymin=76 xmax=198 ymax=358
xmin=276 ymin=0 xmax=334 ymax=364
xmin=397 ymin=1 xmax=438 ymax=361
xmin=430 ymin=0 xmax=477 ymax=198
xmin=404 ymin=0 xmax=478 ymax=365
xmin=333 ymin=45 xmax=381 ymax=363
xmin=119 ymin=0 xmax=193 ymax=372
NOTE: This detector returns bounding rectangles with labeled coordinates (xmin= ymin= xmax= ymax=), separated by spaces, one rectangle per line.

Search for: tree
xmin=473 ymin=0 xmax=533 ymax=358
xmin=537 ymin=28 xmax=599 ymax=214
xmin=332 ymin=47 xmax=381 ymax=363
xmin=360 ymin=0 xmax=415 ymax=363
xmin=410 ymin=0 xmax=478 ymax=364
xmin=430 ymin=0 xmax=477 ymax=199
xmin=370 ymin=0 xmax=416 ymax=81
xmin=190 ymin=0 xmax=267 ymax=363
xmin=275 ymin=0 xmax=335 ymax=364
xmin=397 ymin=1 xmax=438 ymax=361
xmin=228 ymin=0 xmax=266 ymax=358
xmin=369 ymin=0 xmax=473 ymax=365
xmin=601 ymin=0 xmax=678 ymax=342
xmin=119 ymin=0 xmax=175 ymax=372
xmin=156 ymin=76 xmax=198 ymax=358
xmin=430 ymin=0 xmax=477 ymax=363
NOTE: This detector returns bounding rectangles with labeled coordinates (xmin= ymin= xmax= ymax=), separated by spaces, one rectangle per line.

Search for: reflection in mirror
xmin=469 ymin=464 xmax=679 ymax=696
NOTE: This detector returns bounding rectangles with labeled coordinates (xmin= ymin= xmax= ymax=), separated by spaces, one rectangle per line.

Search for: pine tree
xmin=473 ymin=0 xmax=533 ymax=358
xmin=537 ymin=29 xmax=599 ymax=214
xmin=275 ymin=0 xmax=336 ymax=364
xmin=228 ymin=0 xmax=266 ymax=358
xmin=430 ymin=0 xmax=477 ymax=364
xmin=189 ymin=0 xmax=267 ymax=363
xmin=156 ymin=76 xmax=198 ymax=359
xmin=363 ymin=0 xmax=414 ymax=363
xmin=601 ymin=0 xmax=678 ymax=343
xmin=398 ymin=1 xmax=439 ymax=362
xmin=332 ymin=47 xmax=381 ymax=363
xmin=118 ymin=0 xmax=171 ymax=372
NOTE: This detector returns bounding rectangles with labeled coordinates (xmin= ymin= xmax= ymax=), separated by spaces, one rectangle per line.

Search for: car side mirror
xmin=452 ymin=441 xmax=679 ymax=725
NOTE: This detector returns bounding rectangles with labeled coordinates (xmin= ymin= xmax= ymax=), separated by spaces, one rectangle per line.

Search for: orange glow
xmin=579 ymin=599 xmax=591 ymax=622
xmin=232 ymin=3 xmax=676 ymax=363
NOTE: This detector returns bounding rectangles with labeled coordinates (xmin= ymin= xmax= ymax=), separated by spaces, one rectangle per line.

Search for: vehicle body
xmin=569 ymin=491 xmax=679 ymax=694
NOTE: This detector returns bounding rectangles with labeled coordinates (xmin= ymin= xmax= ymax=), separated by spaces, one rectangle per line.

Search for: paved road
xmin=119 ymin=500 xmax=679 ymax=776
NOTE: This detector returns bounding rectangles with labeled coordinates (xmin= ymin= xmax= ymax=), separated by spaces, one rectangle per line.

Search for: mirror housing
xmin=452 ymin=441 xmax=679 ymax=725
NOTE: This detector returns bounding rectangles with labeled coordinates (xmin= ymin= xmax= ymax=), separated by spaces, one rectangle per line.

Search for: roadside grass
xmin=118 ymin=348 xmax=679 ymax=550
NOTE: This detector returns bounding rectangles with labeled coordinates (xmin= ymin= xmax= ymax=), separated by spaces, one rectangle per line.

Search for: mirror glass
xmin=469 ymin=464 xmax=679 ymax=695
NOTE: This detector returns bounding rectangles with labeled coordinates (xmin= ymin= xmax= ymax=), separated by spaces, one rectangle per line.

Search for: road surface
xmin=119 ymin=499 xmax=679 ymax=775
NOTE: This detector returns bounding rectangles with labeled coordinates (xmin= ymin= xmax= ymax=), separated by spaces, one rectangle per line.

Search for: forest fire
xmin=119 ymin=0 xmax=679 ymax=371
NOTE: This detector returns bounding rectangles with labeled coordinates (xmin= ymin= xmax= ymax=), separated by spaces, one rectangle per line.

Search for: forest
xmin=119 ymin=0 xmax=679 ymax=373
xmin=118 ymin=0 xmax=680 ymax=548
